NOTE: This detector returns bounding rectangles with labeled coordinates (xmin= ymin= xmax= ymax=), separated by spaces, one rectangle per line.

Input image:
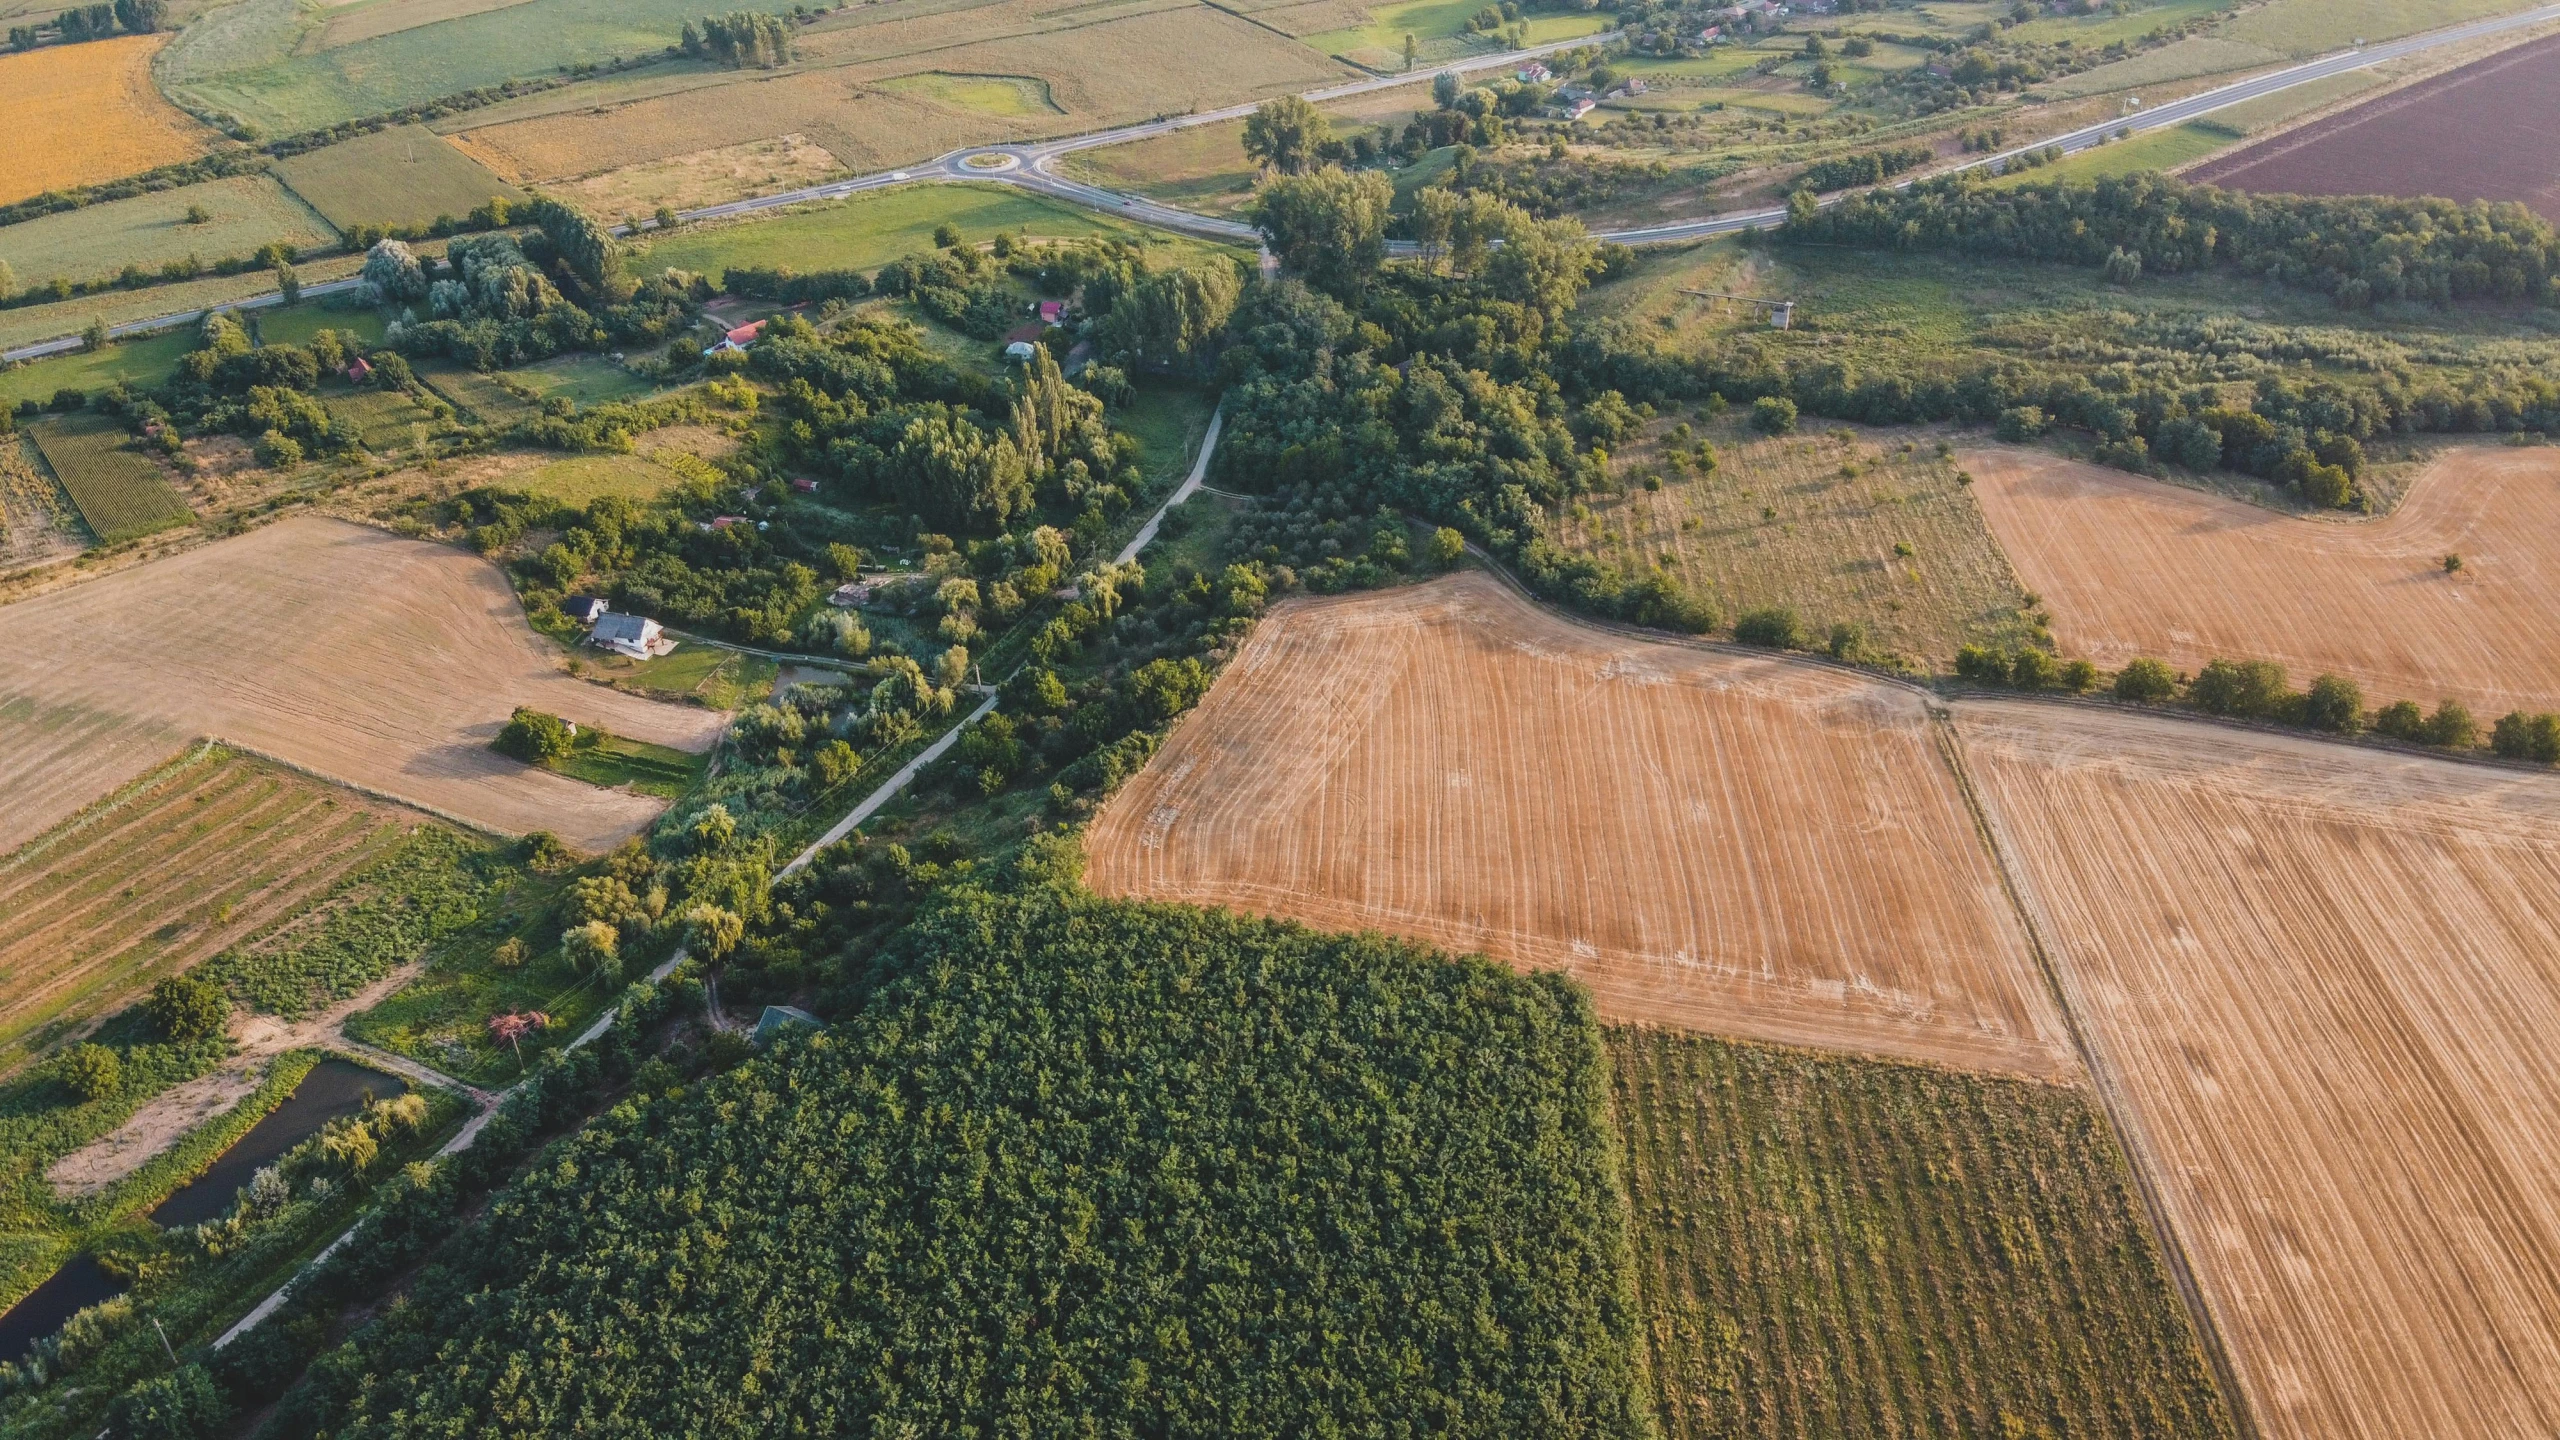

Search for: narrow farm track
xmin=1966 ymin=445 xmax=2560 ymax=716
xmin=1086 ymin=572 xmax=2080 ymax=1079
xmin=1956 ymin=697 xmax=2560 ymax=1440
xmin=0 ymin=516 xmax=725 ymax=853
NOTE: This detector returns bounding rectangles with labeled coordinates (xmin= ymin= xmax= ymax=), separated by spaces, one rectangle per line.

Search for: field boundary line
xmin=1928 ymin=714 xmax=2266 ymax=1440
xmin=0 ymin=738 xmax=220 ymax=874
xmin=203 ymin=740 xmax=516 ymax=844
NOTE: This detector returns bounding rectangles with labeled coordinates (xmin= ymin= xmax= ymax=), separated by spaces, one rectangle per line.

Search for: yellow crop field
xmin=1960 ymin=697 xmax=2560 ymax=1440
xmin=0 ymin=36 xmax=209 ymax=205
xmin=1088 ymin=573 xmax=2080 ymax=1079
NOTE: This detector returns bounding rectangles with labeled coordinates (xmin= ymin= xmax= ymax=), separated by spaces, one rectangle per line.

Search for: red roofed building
xmin=346 ymin=356 xmax=373 ymax=383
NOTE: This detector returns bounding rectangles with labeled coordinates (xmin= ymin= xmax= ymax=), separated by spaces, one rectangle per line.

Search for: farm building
xmin=753 ymin=1005 xmax=822 ymax=1045
xmin=702 ymin=319 xmax=766 ymax=357
xmin=589 ymin=613 xmax=665 ymax=658
xmin=346 ymin=356 xmax=373 ymax=384
xmin=1038 ymin=300 xmax=1066 ymax=326
xmin=562 ymin=595 xmax=609 ymax=624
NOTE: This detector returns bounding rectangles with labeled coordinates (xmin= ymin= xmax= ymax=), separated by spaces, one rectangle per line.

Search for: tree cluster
xmin=679 ymin=10 xmax=793 ymax=67
xmin=1796 ymin=144 xmax=1933 ymax=194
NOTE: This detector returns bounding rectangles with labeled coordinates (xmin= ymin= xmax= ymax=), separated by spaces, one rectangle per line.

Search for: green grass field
xmin=1996 ymin=122 xmax=2236 ymax=186
xmin=1300 ymin=0 xmax=1608 ymax=68
xmin=637 ymin=185 xmax=1185 ymax=286
xmin=273 ymin=125 xmax=521 ymax=232
xmin=0 ymin=251 xmax=369 ymax=352
xmin=499 ymin=353 xmax=665 ymax=407
xmin=595 ymin=641 xmax=777 ymax=709
xmin=1610 ymin=1027 xmax=2240 ymax=1440
xmin=254 ymin=302 xmax=389 ymax=350
xmin=418 ymin=363 xmax=537 ymax=425
xmin=26 ymin=412 xmax=193 ymax=545
xmin=0 ymin=175 xmax=338 ymax=291
xmin=513 ymin=452 xmax=692 ymax=506
xmin=0 ymin=333 xmax=194 ymax=410
xmin=323 ymin=385 xmax=437 ymax=450
xmin=548 ymin=727 xmax=705 ymax=797
xmin=1116 ymin=379 xmax=1217 ymax=492
xmin=878 ymin=71 xmax=1063 ymax=116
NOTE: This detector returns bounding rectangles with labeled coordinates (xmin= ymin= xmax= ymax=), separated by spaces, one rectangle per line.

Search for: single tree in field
xmin=488 ymin=1011 xmax=548 ymax=1064
xmin=274 ymin=261 xmax=300 ymax=304
xmin=81 ymin=316 xmax=108 ymax=352
xmin=1433 ymin=69 xmax=1461 ymax=108
xmin=1242 ymin=96 xmax=1331 ymax=177
xmin=1402 ymin=32 xmax=1416 ymax=68
xmin=562 ymin=921 xmax=621 ymax=982
xmin=148 ymin=975 xmax=229 ymax=1041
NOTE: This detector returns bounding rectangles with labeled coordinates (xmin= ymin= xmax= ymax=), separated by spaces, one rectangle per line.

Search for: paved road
xmin=1117 ymin=405 xmax=1225 ymax=564
xmin=11 ymin=5 xmax=2557 ymax=365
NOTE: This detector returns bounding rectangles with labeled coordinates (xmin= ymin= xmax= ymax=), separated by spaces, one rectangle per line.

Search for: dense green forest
xmin=272 ymin=882 xmax=1656 ymax=1437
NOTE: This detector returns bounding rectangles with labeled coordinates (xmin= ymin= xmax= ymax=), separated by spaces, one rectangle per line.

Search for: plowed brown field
xmin=2187 ymin=27 xmax=2560 ymax=221
xmin=1085 ymin=572 xmax=2079 ymax=1078
xmin=1966 ymin=445 xmax=2560 ymax=714
xmin=0 ymin=516 xmax=723 ymax=854
xmin=1960 ymin=697 xmax=2560 ymax=1440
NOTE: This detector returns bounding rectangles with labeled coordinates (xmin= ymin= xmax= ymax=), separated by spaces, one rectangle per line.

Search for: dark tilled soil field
xmin=2189 ymin=28 xmax=2560 ymax=220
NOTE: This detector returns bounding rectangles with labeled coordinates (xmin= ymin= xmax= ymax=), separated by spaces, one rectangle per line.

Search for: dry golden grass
xmin=452 ymin=1 xmax=1343 ymax=179
xmin=0 ymin=36 xmax=209 ymax=206
xmin=1087 ymin=572 xmax=2079 ymax=1078
xmin=315 ymin=0 xmax=535 ymax=49
xmin=558 ymin=134 xmax=848 ymax=218
xmin=1966 ymin=444 xmax=2560 ymax=714
xmin=1958 ymin=696 xmax=2560 ymax=1440
xmin=1562 ymin=419 xmax=2035 ymax=669
xmin=0 ymin=516 xmax=724 ymax=854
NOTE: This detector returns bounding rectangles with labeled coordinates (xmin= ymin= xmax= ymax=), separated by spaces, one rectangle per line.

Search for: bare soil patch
xmin=558 ymin=134 xmax=847 ymax=221
xmin=2188 ymin=27 xmax=2560 ymax=220
xmin=1965 ymin=444 xmax=2560 ymax=715
xmin=0 ymin=515 xmax=723 ymax=855
xmin=1086 ymin=572 xmax=2078 ymax=1078
xmin=1959 ymin=696 xmax=2560 ymax=1440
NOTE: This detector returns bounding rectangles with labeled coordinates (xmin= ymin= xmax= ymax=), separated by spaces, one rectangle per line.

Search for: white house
xmin=590 ymin=613 xmax=664 ymax=659
xmin=562 ymin=595 xmax=609 ymax=624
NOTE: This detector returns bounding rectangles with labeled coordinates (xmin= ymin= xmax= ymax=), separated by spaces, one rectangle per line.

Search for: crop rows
xmin=26 ymin=414 xmax=193 ymax=546
xmin=1610 ymin=1026 xmax=2237 ymax=1440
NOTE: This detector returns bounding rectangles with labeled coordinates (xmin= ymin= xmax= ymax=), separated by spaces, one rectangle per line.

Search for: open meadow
xmin=0 ymin=36 xmax=207 ymax=206
xmin=0 ymin=746 xmax=422 ymax=1068
xmin=271 ymin=125 xmax=520 ymax=232
xmin=1562 ymin=419 xmax=2036 ymax=670
xmin=0 ymin=515 xmax=724 ymax=854
xmin=0 ymin=176 xmax=336 ymax=293
xmin=2188 ymin=27 xmax=2560 ymax=221
xmin=1612 ymin=1026 xmax=2236 ymax=1440
xmin=1958 ymin=696 xmax=2560 ymax=1440
xmin=633 ymin=184 xmax=1214 ymax=285
xmin=1086 ymin=572 xmax=2078 ymax=1079
xmin=25 ymin=413 xmax=194 ymax=546
xmin=1966 ymin=445 xmax=2560 ymax=715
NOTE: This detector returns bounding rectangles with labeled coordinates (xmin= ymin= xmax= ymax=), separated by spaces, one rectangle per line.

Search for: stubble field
xmin=1958 ymin=696 xmax=2560 ymax=1440
xmin=0 ymin=746 xmax=422 ymax=1069
xmin=1965 ymin=445 xmax=2560 ymax=715
xmin=1085 ymin=572 xmax=2079 ymax=1079
xmin=0 ymin=36 xmax=208 ymax=206
xmin=0 ymin=515 xmax=724 ymax=854
xmin=1611 ymin=1026 xmax=2237 ymax=1440
xmin=2187 ymin=27 xmax=2560 ymax=221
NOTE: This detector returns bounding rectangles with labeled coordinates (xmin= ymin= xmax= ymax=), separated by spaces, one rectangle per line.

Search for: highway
xmin=8 ymin=3 xmax=2557 ymax=364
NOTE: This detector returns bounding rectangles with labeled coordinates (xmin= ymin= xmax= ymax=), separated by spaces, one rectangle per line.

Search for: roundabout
xmin=955 ymin=151 xmax=1021 ymax=173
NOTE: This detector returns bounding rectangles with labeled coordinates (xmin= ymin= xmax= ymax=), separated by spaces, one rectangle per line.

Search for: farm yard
xmin=25 ymin=413 xmax=194 ymax=546
xmin=1085 ymin=573 xmax=2078 ymax=1080
xmin=1965 ymin=445 xmax=2560 ymax=717
xmin=0 ymin=36 xmax=206 ymax=206
xmin=0 ymin=746 xmax=426 ymax=1069
xmin=1957 ymin=697 xmax=2560 ymax=1440
xmin=0 ymin=176 xmax=337 ymax=293
xmin=271 ymin=125 xmax=520 ymax=232
xmin=0 ymin=515 xmax=724 ymax=855
xmin=2187 ymin=27 xmax=2560 ymax=221
xmin=1561 ymin=420 xmax=2037 ymax=670
xmin=1611 ymin=1027 xmax=2236 ymax=1440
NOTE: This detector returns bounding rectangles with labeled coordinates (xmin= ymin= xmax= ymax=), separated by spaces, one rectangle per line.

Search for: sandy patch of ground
xmin=0 ymin=515 xmax=725 ymax=855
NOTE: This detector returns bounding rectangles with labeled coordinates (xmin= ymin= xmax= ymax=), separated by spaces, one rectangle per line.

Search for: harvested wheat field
xmin=1087 ymin=572 xmax=2077 ymax=1078
xmin=0 ymin=516 xmax=723 ymax=854
xmin=0 ymin=745 xmax=424 ymax=1068
xmin=1959 ymin=697 xmax=2560 ymax=1440
xmin=0 ymin=36 xmax=208 ymax=205
xmin=1967 ymin=444 xmax=2560 ymax=714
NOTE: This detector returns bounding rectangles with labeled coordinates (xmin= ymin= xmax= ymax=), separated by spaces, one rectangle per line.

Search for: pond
xmin=148 ymin=1058 xmax=406 ymax=1229
xmin=0 ymin=1254 xmax=124 ymax=1363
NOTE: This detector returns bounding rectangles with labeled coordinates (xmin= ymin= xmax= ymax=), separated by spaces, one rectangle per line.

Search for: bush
xmin=2491 ymin=711 xmax=2560 ymax=764
xmin=1732 ymin=606 xmax=1804 ymax=649
xmin=107 ymin=1364 xmax=228 ymax=1440
xmin=2189 ymin=658 xmax=2290 ymax=719
xmin=2059 ymin=659 xmax=2099 ymax=693
xmin=254 ymin=429 xmax=303 ymax=469
xmin=2374 ymin=700 xmax=2425 ymax=742
xmin=1995 ymin=406 xmax=2049 ymax=442
xmin=148 ymin=974 xmax=229 ymax=1041
xmin=2113 ymin=657 xmax=2177 ymax=703
xmin=1954 ymin=644 xmax=2008 ymax=685
xmin=495 ymin=707 xmax=575 ymax=763
xmin=1749 ymin=396 xmax=1798 ymax=435
xmin=2423 ymin=700 xmax=2478 ymax=749
xmin=2009 ymin=648 xmax=2057 ymax=690
xmin=2300 ymin=673 xmax=2364 ymax=734
xmin=61 ymin=1043 xmax=122 ymax=1100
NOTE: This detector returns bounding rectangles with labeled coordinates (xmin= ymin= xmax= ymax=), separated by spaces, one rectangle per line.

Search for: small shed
xmin=790 ymin=476 xmax=820 ymax=493
xmin=1037 ymin=300 xmax=1066 ymax=326
xmin=346 ymin=356 xmax=373 ymax=384
xmin=753 ymin=1005 xmax=823 ymax=1046
xmin=562 ymin=595 xmax=610 ymax=624
xmin=589 ymin=613 xmax=664 ymax=659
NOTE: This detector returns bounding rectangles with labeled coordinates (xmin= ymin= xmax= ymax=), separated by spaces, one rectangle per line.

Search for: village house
xmin=1516 ymin=61 xmax=1550 ymax=82
xmin=589 ymin=613 xmax=665 ymax=659
xmin=345 ymin=356 xmax=372 ymax=384
xmin=561 ymin=595 xmax=610 ymax=624
xmin=703 ymin=319 xmax=765 ymax=357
